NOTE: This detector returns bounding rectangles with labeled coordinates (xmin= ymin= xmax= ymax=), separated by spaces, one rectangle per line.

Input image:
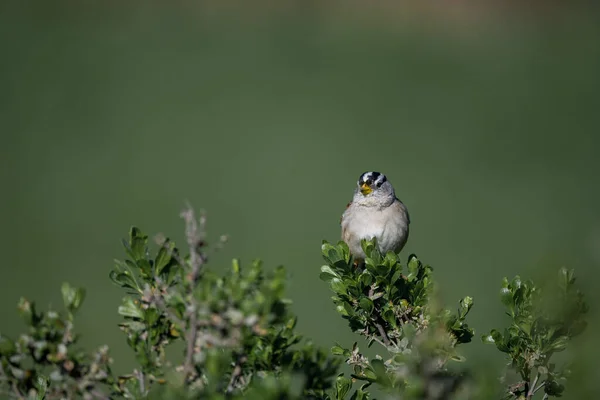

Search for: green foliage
xmin=0 ymin=207 xmax=590 ymax=400
xmin=0 ymin=207 xmax=340 ymax=399
xmin=320 ymin=238 xmax=474 ymax=399
xmin=482 ymin=268 xmax=588 ymax=399
xmin=0 ymin=284 xmax=114 ymax=399
xmin=109 ymin=217 xmax=341 ymax=399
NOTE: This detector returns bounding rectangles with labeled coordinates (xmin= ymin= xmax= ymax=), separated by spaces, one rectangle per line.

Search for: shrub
xmin=0 ymin=205 xmax=588 ymax=399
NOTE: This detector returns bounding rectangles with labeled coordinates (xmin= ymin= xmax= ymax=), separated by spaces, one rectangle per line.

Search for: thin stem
xmin=533 ymin=381 xmax=545 ymax=394
xmin=367 ymin=284 xmax=392 ymax=347
xmin=527 ymin=372 xmax=540 ymax=398
xmin=180 ymin=204 xmax=206 ymax=379
xmin=0 ymin=363 xmax=24 ymax=398
xmin=150 ymin=282 xmax=186 ymax=328
xmin=375 ymin=321 xmax=391 ymax=347
xmin=136 ymin=370 xmax=145 ymax=395
xmin=90 ymin=389 xmax=110 ymax=399
xmin=226 ymin=355 xmax=247 ymax=393
xmin=370 ymin=335 xmax=388 ymax=349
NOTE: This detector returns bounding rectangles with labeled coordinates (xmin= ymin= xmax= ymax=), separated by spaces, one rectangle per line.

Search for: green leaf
xmin=407 ymin=256 xmax=421 ymax=281
xmin=61 ymin=282 xmax=86 ymax=314
xmin=350 ymin=388 xmax=368 ymax=400
xmin=459 ymin=296 xmax=473 ymax=318
xmin=109 ymin=270 xmax=141 ymax=293
xmin=320 ymin=265 xmax=341 ymax=282
xmin=155 ymin=238 xmax=174 ymax=275
xmin=359 ymin=297 xmax=374 ymax=314
xmin=17 ymin=297 xmax=38 ymax=326
xmin=336 ymin=304 xmax=350 ymax=317
xmin=331 ymin=345 xmax=347 ymax=356
xmin=322 ymin=242 xmax=342 ymax=264
xmin=0 ymin=335 xmax=16 ymax=355
xmin=128 ymin=226 xmax=148 ymax=261
xmin=118 ymin=297 xmax=144 ymax=319
xmin=500 ymin=287 xmax=513 ymax=308
xmin=389 ymin=267 xmax=402 ymax=285
xmin=360 ymin=271 xmax=373 ymax=287
xmin=546 ymin=335 xmax=570 ymax=352
xmin=558 ymin=267 xmax=574 ymax=291
xmin=34 ymin=374 xmax=49 ymax=400
xmin=335 ymin=374 xmax=352 ymax=400
xmin=145 ymin=308 xmax=160 ymax=326
xmin=355 ymin=366 xmax=377 ymax=382
xmin=330 ymin=278 xmax=347 ymax=294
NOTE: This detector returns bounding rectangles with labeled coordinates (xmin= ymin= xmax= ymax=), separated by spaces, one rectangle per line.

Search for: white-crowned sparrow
xmin=341 ymin=171 xmax=410 ymax=261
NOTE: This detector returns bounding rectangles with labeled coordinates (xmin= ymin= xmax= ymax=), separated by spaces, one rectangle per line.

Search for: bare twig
xmin=533 ymin=380 xmax=545 ymax=396
xmin=149 ymin=283 xmax=186 ymax=328
xmin=375 ymin=321 xmax=391 ymax=347
xmin=90 ymin=389 xmax=110 ymax=399
xmin=226 ymin=355 xmax=248 ymax=393
xmin=0 ymin=363 xmax=24 ymax=398
xmin=527 ymin=372 xmax=540 ymax=398
xmin=367 ymin=284 xmax=391 ymax=347
xmin=135 ymin=371 xmax=146 ymax=396
xmin=135 ymin=369 xmax=146 ymax=396
xmin=180 ymin=203 xmax=206 ymax=378
xmin=369 ymin=334 xmax=388 ymax=349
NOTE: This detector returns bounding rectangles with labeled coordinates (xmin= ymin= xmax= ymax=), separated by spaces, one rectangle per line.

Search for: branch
xmin=180 ymin=203 xmax=207 ymax=379
xmin=533 ymin=380 xmax=545 ymax=395
xmin=0 ymin=363 xmax=23 ymax=398
xmin=368 ymin=284 xmax=392 ymax=347
xmin=375 ymin=322 xmax=391 ymax=347
xmin=527 ymin=372 xmax=540 ymax=398
xmin=149 ymin=282 xmax=186 ymax=329
xmin=226 ymin=355 xmax=247 ymax=394
xmin=135 ymin=369 xmax=146 ymax=396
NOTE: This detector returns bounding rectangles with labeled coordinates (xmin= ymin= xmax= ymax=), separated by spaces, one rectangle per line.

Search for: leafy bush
xmin=0 ymin=205 xmax=588 ymax=399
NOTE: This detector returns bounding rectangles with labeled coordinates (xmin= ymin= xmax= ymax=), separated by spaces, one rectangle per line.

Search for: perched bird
xmin=341 ymin=171 xmax=410 ymax=261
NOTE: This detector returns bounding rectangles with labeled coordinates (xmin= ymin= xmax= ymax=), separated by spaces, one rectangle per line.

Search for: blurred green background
xmin=2 ymin=1 xmax=599 ymax=397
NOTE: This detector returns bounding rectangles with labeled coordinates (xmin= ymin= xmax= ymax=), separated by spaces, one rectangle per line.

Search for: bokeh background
xmin=2 ymin=1 xmax=599 ymax=397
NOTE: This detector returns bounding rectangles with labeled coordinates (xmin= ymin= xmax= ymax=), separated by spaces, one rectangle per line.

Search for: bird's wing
xmin=340 ymin=201 xmax=352 ymax=225
xmin=395 ymin=197 xmax=410 ymax=224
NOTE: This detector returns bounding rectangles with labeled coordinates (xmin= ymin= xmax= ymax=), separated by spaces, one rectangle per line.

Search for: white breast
xmin=342 ymin=200 xmax=409 ymax=259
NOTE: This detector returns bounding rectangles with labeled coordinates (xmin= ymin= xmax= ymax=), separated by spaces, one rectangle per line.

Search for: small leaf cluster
xmin=0 ymin=284 xmax=114 ymax=399
xmin=108 ymin=224 xmax=341 ymax=399
xmin=482 ymin=267 xmax=588 ymax=399
xmin=320 ymin=239 xmax=474 ymax=399
xmin=0 ymin=209 xmax=341 ymax=399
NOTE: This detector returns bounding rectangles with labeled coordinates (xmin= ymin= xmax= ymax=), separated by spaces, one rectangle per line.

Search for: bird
xmin=341 ymin=171 xmax=410 ymax=262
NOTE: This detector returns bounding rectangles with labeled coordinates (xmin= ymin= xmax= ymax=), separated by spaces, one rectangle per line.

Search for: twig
xmin=0 ymin=363 xmax=24 ymax=399
xmin=136 ymin=369 xmax=145 ymax=395
xmin=149 ymin=282 xmax=186 ymax=328
xmin=370 ymin=335 xmax=390 ymax=350
xmin=375 ymin=321 xmax=391 ymax=347
xmin=542 ymin=394 xmax=549 ymax=400
xmin=180 ymin=203 xmax=206 ymax=378
xmin=90 ymin=389 xmax=110 ymax=399
xmin=226 ymin=355 xmax=247 ymax=393
xmin=533 ymin=380 xmax=545 ymax=395
xmin=527 ymin=372 xmax=540 ymax=398
xmin=368 ymin=284 xmax=391 ymax=347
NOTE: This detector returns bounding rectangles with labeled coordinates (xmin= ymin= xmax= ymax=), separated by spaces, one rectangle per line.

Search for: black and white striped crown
xmin=358 ymin=171 xmax=387 ymax=187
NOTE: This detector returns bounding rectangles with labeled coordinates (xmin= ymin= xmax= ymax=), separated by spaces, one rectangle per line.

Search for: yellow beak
xmin=360 ymin=183 xmax=372 ymax=195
